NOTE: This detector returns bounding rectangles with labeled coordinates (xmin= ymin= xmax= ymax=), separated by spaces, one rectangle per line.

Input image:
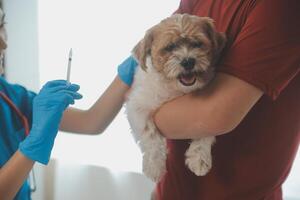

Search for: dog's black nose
xmin=180 ymin=57 xmax=195 ymax=70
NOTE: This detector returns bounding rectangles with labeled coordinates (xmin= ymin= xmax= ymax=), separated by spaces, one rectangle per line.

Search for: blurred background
xmin=2 ymin=0 xmax=300 ymax=199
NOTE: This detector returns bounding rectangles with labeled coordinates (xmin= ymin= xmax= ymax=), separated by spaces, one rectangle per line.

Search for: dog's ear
xmin=132 ymin=27 xmax=155 ymax=71
xmin=202 ymin=17 xmax=226 ymax=64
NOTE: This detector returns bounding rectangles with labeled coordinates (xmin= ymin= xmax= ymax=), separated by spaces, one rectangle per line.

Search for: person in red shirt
xmin=150 ymin=0 xmax=300 ymax=199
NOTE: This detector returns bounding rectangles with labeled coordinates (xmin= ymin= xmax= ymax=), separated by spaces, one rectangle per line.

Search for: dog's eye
xmin=191 ymin=42 xmax=203 ymax=48
xmin=164 ymin=43 xmax=177 ymax=52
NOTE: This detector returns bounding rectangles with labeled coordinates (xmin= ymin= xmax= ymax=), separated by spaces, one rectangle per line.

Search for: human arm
xmin=59 ymin=56 xmax=137 ymax=134
xmin=154 ymin=0 xmax=300 ymax=140
xmin=154 ymin=73 xmax=263 ymax=139
xmin=0 ymin=80 xmax=81 ymax=199
xmin=18 ymin=80 xmax=82 ymax=164
xmin=0 ymin=151 xmax=34 ymax=200
xmin=60 ymin=76 xmax=130 ymax=134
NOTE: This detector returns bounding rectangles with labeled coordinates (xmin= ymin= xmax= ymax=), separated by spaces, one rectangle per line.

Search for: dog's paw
xmin=185 ymin=148 xmax=212 ymax=176
xmin=143 ymin=154 xmax=166 ymax=182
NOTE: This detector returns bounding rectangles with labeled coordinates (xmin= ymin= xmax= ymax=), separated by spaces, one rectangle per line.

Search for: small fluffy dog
xmin=126 ymin=14 xmax=226 ymax=182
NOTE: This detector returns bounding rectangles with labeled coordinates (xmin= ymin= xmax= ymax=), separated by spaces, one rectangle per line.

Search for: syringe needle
xmin=67 ymin=48 xmax=73 ymax=83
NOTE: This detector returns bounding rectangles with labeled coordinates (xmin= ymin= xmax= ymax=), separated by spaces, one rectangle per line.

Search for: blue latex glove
xmin=19 ymin=80 xmax=82 ymax=165
xmin=117 ymin=55 xmax=138 ymax=86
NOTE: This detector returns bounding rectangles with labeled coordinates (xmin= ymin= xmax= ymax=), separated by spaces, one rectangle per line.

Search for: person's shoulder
xmin=0 ymin=76 xmax=12 ymax=91
xmin=0 ymin=76 xmax=7 ymax=84
xmin=0 ymin=76 xmax=35 ymax=97
xmin=256 ymin=0 xmax=299 ymax=17
xmin=248 ymin=0 xmax=300 ymax=40
xmin=0 ymin=76 xmax=19 ymax=89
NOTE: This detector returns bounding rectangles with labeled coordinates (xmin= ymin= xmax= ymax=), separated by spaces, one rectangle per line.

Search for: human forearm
xmin=19 ymin=80 xmax=82 ymax=165
xmin=154 ymin=73 xmax=263 ymax=139
xmin=0 ymin=151 xmax=34 ymax=200
xmin=60 ymin=76 xmax=130 ymax=134
xmin=0 ymin=80 xmax=81 ymax=199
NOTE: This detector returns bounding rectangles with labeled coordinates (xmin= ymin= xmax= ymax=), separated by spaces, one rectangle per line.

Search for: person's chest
xmin=0 ymin=93 xmax=26 ymax=166
xmin=191 ymin=0 xmax=257 ymax=45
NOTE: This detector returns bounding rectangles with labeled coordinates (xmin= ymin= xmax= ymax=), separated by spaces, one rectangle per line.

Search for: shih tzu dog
xmin=126 ymin=14 xmax=226 ymax=182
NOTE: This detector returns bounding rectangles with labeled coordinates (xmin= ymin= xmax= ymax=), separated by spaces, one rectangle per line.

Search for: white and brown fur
xmin=126 ymin=14 xmax=226 ymax=182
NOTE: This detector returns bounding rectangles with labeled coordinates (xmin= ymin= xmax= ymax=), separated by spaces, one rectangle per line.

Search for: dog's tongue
xmin=179 ymin=74 xmax=196 ymax=86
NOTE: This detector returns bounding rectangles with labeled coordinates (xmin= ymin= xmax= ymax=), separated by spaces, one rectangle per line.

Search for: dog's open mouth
xmin=178 ymin=72 xmax=197 ymax=86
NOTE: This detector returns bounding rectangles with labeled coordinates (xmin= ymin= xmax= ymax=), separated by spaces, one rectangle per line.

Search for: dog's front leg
xmin=140 ymin=119 xmax=167 ymax=182
xmin=185 ymin=136 xmax=216 ymax=176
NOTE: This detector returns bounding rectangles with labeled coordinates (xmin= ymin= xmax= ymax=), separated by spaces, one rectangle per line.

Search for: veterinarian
xmin=0 ymin=4 xmax=139 ymax=198
xmin=0 ymin=8 xmax=83 ymax=200
xmin=110 ymin=0 xmax=300 ymax=199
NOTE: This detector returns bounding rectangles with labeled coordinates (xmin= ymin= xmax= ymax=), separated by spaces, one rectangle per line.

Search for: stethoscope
xmin=0 ymin=91 xmax=37 ymax=193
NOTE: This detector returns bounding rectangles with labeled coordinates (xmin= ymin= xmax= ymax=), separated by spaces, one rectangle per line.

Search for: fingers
xmin=52 ymin=89 xmax=82 ymax=110
xmin=43 ymin=80 xmax=68 ymax=88
xmin=67 ymin=84 xmax=80 ymax=92
xmin=37 ymin=80 xmax=83 ymax=110
xmin=61 ymin=93 xmax=75 ymax=106
xmin=46 ymin=83 xmax=80 ymax=94
xmin=53 ymin=84 xmax=83 ymax=100
xmin=42 ymin=80 xmax=80 ymax=91
xmin=56 ymin=90 xmax=83 ymax=100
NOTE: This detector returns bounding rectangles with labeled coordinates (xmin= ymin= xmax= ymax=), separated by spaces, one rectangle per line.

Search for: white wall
xmin=42 ymin=160 xmax=155 ymax=200
xmin=283 ymin=148 xmax=300 ymax=199
xmin=3 ymin=0 xmax=39 ymax=91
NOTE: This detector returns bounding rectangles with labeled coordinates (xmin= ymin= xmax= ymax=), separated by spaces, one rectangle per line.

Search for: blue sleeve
xmin=117 ymin=55 xmax=138 ymax=86
xmin=0 ymin=77 xmax=36 ymax=127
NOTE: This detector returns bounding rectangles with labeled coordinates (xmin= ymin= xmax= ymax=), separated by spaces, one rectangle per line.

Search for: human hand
xmin=19 ymin=80 xmax=82 ymax=164
xmin=117 ymin=55 xmax=138 ymax=86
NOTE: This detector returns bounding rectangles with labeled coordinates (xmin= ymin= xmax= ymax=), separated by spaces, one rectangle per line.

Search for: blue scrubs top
xmin=0 ymin=77 xmax=36 ymax=200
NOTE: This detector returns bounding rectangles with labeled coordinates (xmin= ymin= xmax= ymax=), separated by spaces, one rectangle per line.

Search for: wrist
xmin=18 ymin=130 xmax=55 ymax=165
xmin=17 ymin=150 xmax=36 ymax=164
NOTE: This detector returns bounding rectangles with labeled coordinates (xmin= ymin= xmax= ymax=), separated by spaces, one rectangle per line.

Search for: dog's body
xmin=126 ymin=14 xmax=226 ymax=182
xmin=126 ymin=59 xmax=216 ymax=181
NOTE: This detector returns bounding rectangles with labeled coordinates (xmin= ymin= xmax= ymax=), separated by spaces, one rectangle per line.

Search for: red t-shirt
xmin=156 ymin=0 xmax=300 ymax=199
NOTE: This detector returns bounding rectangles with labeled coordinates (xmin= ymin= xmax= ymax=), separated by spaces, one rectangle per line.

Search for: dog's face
xmin=133 ymin=14 xmax=226 ymax=92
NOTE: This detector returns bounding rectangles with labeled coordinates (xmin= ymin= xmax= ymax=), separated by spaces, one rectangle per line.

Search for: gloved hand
xmin=117 ymin=55 xmax=138 ymax=86
xmin=19 ymin=80 xmax=82 ymax=165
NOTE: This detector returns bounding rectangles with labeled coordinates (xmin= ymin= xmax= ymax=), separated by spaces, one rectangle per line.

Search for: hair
xmin=0 ymin=0 xmax=5 ymax=76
